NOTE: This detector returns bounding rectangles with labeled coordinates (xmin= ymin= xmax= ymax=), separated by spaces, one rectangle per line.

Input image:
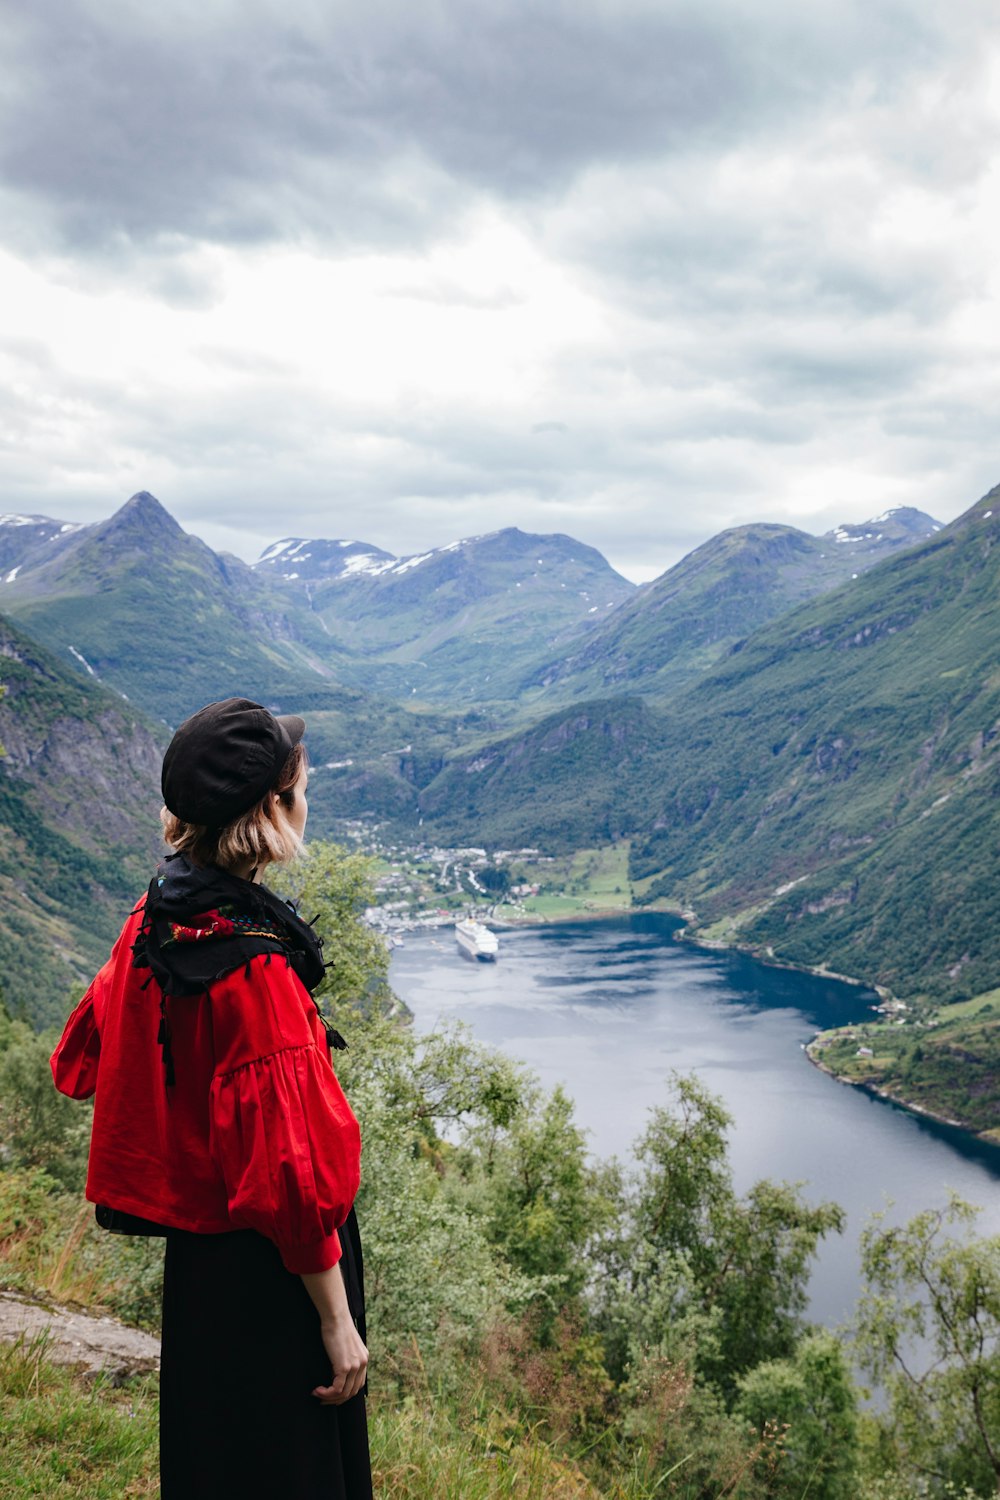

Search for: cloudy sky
xmin=2 ymin=0 xmax=999 ymax=581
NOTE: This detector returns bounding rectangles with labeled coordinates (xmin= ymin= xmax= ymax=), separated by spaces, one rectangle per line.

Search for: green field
xmin=500 ymin=844 xmax=634 ymax=921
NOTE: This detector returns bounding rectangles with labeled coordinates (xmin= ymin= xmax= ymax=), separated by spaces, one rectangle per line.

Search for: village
xmin=334 ymin=825 xmax=635 ymax=940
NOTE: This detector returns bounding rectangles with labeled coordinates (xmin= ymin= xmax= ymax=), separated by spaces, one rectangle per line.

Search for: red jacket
xmin=50 ymin=900 xmax=361 ymax=1274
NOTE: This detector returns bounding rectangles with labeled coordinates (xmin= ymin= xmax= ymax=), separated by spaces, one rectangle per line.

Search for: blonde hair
xmin=160 ymin=742 xmax=308 ymax=871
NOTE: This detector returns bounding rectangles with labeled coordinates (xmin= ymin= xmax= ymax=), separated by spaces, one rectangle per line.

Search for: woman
xmin=50 ymin=697 xmax=372 ymax=1499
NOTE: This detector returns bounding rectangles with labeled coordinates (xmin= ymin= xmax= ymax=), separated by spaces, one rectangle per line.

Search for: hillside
xmin=522 ymin=507 xmax=940 ymax=704
xmin=0 ymin=493 xmax=485 ymax=787
xmin=417 ymin=483 xmax=1000 ymax=1007
xmin=1 ymin=498 xmax=638 ymax=716
xmin=0 ymin=611 xmax=164 ymax=1027
xmin=417 ymin=695 xmax=666 ymax=847
xmin=0 ymin=591 xmax=494 ymax=1024
xmin=293 ymin=526 xmax=636 ymax=702
xmin=808 ymin=990 xmax=1000 ymax=1141
xmin=0 ymin=493 xmax=350 ymax=724
xmin=629 ymin=485 xmax=1000 ymax=1003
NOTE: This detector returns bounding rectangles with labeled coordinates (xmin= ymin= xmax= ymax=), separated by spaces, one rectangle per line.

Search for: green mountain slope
xmin=0 ymin=611 xmax=164 ymax=1028
xmin=417 ymin=695 xmax=666 ymax=847
xmin=627 ymin=487 xmax=1000 ymax=1003
xmin=522 ymin=507 xmax=939 ymax=704
xmin=298 ymin=527 xmax=635 ymax=702
xmin=418 ymin=483 xmax=1000 ymax=1007
xmin=0 ymin=594 xmax=494 ymax=1025
xmin=0 ymin=492 xmax=349 ymax=724
xmin=1 ymin=498 xmax=637 ymax=717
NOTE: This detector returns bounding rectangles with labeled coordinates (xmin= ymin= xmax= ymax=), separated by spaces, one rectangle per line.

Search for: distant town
xmin=335 ymin=824 xmax=636 ymax=940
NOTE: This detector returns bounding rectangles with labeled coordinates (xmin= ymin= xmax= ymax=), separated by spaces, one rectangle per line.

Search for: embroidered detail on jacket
xmin=164 ymin=906 xmax=284 ymax=948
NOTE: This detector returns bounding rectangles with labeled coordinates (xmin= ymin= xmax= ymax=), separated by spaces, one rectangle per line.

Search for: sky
xmin=2 ymin=1 xmax=1000 ymax=583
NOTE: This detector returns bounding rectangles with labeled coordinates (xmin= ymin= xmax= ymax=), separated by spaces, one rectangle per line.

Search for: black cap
xmin=161 ymin=698 xmax=305 ymax=826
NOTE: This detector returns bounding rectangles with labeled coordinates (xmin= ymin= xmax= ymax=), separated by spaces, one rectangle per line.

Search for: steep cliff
xmin=0 ymin=612 xmax=164 ymax=1027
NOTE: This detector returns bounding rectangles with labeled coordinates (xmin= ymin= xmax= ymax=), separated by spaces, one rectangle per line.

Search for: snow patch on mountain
xmin=257 ymin=538 xmax=298 ymax=563
xmin=341 ymin=553 xmax=397 ymax=577
xmin=391 ymin=552 xmax=433 ymax=575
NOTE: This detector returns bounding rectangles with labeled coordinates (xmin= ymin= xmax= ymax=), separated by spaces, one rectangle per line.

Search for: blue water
xmin=389 ymin=912 xmax=1000 ymax=1328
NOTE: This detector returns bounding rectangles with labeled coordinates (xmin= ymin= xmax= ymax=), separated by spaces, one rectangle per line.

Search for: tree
xmin=597 ymin=1073 xmax=845 ymax=1396
xmin=272 ymin=841 xmax=547 ymax=1377
xmin=737 ymin=1331 xmax=860 ymax=1499
xmin=270 ymin=840 xmax=392 ymax=1018
xmin=856 ymin=1196 xmax=1000 ymax=1498
xmin=0 ymin=1022 xmax=92 ymax=1190
xmin=459 ymin=1082 xmax=607 ymax=1301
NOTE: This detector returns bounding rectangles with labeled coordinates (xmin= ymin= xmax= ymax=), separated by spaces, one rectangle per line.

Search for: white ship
xmin=455 ymin=918 xmax=500 ymax=962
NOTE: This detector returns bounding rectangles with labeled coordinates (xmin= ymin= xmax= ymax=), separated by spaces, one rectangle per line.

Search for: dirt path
xmin=0 ymin=1289 xmax=160 ymax=1382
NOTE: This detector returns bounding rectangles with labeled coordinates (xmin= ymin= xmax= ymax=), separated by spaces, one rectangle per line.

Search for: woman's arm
xmin=301 ymin=1261 xmax=369 ymax=1405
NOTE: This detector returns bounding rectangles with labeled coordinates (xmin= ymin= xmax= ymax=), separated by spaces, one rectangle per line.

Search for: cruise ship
xmin=455 ymin=918 xmax=500 ymax=962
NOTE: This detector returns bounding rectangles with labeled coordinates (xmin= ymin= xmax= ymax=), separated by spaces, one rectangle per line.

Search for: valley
xmin=1 ymin=480 xmax=998 ymax=1144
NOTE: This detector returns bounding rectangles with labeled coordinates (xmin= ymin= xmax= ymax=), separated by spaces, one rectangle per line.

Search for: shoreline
xmin=674 ymin=921 xmax=888 ymax=998
xmin=521 ymin=899 xmax=999 ymax=1149
xmin=674 ymin=918 xmax=999 ymax=1147
xmin=416 ymin=897 xmax=997 ymax=1149
xmin=500 ymin=898 xmax=886 ymax=1001
xmin=801 ymin=1043 xmax=995 ymax=1140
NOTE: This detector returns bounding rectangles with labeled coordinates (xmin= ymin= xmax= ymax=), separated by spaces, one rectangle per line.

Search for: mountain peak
xmin=97 ymin=491 xmax=184 ymax=547
xmin=118 ymin=490 xmax=180 ymax=525
xmin=823 ymin=507 xmax=940 ymax=552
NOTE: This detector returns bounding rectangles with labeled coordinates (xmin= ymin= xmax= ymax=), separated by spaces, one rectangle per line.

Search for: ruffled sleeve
xmin=50 ymin=983 xmax=102 ymax=1100
xmin=207 ymin=956 xmax=362 ymax=1275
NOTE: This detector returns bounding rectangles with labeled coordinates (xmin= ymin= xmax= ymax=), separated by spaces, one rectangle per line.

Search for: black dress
xmin=159 ymin=1208 xmax=371 ymax=1499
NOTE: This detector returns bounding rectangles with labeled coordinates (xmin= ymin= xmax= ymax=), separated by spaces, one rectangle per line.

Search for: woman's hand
xmin=312 ymin=1311 xmax=368 ymax=1405
xmin=301 ymin=1259 xmax=368 ymax=1404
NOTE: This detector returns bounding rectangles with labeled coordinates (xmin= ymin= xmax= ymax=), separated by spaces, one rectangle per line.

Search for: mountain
xmin=416 ymin=694 xmax=665 ymax=846
xmin=254 ymin=536 xmax=396 ymax=583
xmin=415 ymin=484 xmax=1000 ymax=1006
xmin=257 ymin=525 xmax=636 ymax=702
xmin=522 ymin=507 xmax=941 ymax=703
xmin=0 ymin=512 xmax=86 ymax=579
xmin=627 ymin=488 xmax=1000 ymax=1005
xmin=0 ymin=610 xmax=164 ymax=1028
xmin=824 ymin=506 xmax=937 ymax=554
xmin=0 ymin=589 xmax=490 ymax=1025
xmin=0 ymin=492 xmax=352 ymax=724
xmin=1 ymin=500 xmax=636 ymax=714
xmin=7 ymin=495 xmax=937 ymax=723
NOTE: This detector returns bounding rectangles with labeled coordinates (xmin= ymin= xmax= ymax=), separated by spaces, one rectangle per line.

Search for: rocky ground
xmin=0 ymin=1289 xmax=159 ymax=1383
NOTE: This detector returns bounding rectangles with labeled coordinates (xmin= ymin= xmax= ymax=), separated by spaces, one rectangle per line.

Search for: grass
xmin=369 ymin=1400 xmax=603 ymax=1498
xmin=809 ymin=1004 xmax=1000 ymax=1136
xmin=0 ymin=1337 xmax=159 ymax=1498
xmin=695 ymin=901 xmax=772 ymax=944
xmin=0 ymin=1346 xmax=650 ymax=1500
xmin=503 ymin=845 xmax=634 ymax=921
xmin=503 ymin=893 xmax=598 ymax=919
xmin=0 ymin=1173 xmax=164 ymax=1332
xmin=936 ymin=988 xmax=1000 ymax=1021
xmin=1 ymin=1354 xmax=797 ymax=1500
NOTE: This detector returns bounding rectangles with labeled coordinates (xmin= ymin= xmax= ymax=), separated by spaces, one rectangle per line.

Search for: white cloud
xmin=2 ymin=0 xmax=1000 ymax=582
